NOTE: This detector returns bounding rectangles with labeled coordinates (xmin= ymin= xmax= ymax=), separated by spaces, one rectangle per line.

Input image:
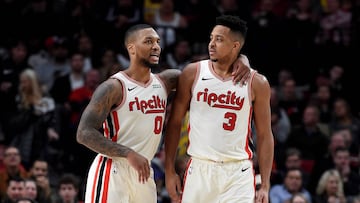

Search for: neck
xmin=125 ymin=65 xmax=151 ymax=84
xmin=211 ymin=57 xmax=236 ymax=78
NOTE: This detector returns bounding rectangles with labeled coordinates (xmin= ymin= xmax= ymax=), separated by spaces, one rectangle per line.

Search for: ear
xmin=127 ymin=44 xmax=135 ymax=55
xmin=233 ymin=41 xmax=242 ymax=50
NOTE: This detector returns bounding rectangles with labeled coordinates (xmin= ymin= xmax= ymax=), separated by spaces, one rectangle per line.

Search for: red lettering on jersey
xmin=196 ymin=88 xmax=245 ymax=110
xmin=129 ymin=95 xmax=166 ymax=114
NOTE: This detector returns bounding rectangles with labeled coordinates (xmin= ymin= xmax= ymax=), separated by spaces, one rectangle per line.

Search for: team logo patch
xmin=152 ymin=84 xmax=162 ymax=89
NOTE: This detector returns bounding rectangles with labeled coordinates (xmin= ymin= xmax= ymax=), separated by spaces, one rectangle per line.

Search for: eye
xmin=145 ymin=40 xmax=153 ymax=44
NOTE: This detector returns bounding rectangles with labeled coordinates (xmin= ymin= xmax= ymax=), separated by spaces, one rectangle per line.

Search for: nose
xmin=152 ymin=42 xmax=161 ymax=51
xmin=209 ymin=39 xmax=215 ymax=48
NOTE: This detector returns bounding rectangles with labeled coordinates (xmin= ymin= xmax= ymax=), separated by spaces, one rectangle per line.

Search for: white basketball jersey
xmin=104 ymin=72 xmax=167 ymax=161
xmin=187 ymin=60 xmax=256 ymax=162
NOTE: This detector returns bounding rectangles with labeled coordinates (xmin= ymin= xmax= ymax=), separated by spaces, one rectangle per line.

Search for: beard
xmin=210 ymin=58 xmax=218 ymax=62
xmin=140 ymin=58 xmax=159 ymax=70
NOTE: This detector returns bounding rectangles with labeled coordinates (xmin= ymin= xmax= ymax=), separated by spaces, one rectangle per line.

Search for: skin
xmin=164 ymin=25 xmax=274 ymax=203
xmin=77 ymin=27 xmax=251 ymax=184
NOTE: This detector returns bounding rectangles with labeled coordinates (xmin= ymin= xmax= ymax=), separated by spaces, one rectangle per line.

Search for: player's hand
xmin=165 ymin=170 xmax=182 ymax=202
xmin=255 ymin=186 xmax=269 ymax=203
xmin=127 ymin=150 xmax=150 ymax=183
xmin=232 ymin=54 xmax=251 ymax=86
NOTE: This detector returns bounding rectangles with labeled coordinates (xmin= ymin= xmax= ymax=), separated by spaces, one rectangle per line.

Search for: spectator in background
xmin=23 ymin=179 xmax=38 ymax=203
xmin=56 ymin=173 xmax=83 ymax=203
xmin=308 ymin=84 xmax=333 ymax=123
xmin=0 ymin=147 xmax=29 ymax=199
xmin=332 ymin=147 xmax=360 ymax=201
xmin=0 ymin=40 xmax=31 ymax=143
xmin=328 ymin=65 xmax=345 ymax=99
xmin=270 ymin=168 xmax=312 ymax=203
xmin=309 ymin=130 xmax=347 ymax=194
xmin=333 ymin=128 xmax=360 ymax=167
xmin=50 ymin=52 xmax=85 ymax=105
xmin=278 ymin=78 xmax=307 ymax=126
xmin=314 ymin=169 xmax=346 ymax=203
xmin=148 ymin=0 xmax=188 ymax=50
xmin=95 ymin=48 xmax=122 ymax=82
xmin=2 ymin=176 xmax=26 ymax=203
xmin=8 ymin=69 xmax=59 ymax=169
xmin=75 ymin=34 xmax=94 ymax=73
xmin=33 ymin=36 xmax=71 ymax=93
xmin=272 ymin=147 xmax=310 ymax=188
xmin=165 ymin=36 xmax=191 ymax=71
xmin=28 ymin=160 xmax=56 ymax=203
xmin=329 ymin=98 xmax=360 ymax=155
xmin=285 ymin=105 xmax=329 ymax=161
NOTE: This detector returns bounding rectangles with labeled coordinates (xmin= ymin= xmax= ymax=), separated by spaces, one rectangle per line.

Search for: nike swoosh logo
xmin=241 ymin=167 xmax=250 ymax=172
xmin=128 ymin=86 xmax=137 ymax=91
xmin=201 ymin=77 xmax=214 ymax=81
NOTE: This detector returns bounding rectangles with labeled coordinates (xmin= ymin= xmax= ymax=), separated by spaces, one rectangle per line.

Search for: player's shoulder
xmin=182 ymin=61 xmax=199 ymax=75
xmin=253 ymin=72 xmax=269 ymax=84
xmin=94 ymin=77 xmax=124 ymax=96
xmin=252 ymin=71 xmax=270 ymax=89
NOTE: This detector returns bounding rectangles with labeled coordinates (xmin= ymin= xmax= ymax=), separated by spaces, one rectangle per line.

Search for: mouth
xmin=149 ymin=53 xmax=160 ymax=62
xmin=209 ymin=49 xmax=216 ymax=54
xmin=150 ymin=53 xmax=160 ymax=57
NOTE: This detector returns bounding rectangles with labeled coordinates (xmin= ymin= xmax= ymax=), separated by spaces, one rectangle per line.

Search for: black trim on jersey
xmin=107 ymin=115 xmax=115 ymax=139
xmin=95 ymin=157 xmax=108 ymax=203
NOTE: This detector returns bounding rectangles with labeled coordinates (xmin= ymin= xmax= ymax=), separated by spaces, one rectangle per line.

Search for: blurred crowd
xmin=0 ymin=0 xmax=359 ymax=202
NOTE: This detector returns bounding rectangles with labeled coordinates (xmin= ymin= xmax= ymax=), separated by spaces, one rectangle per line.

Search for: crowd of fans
xmin=0 ymin=0 xmax=359 ymax=202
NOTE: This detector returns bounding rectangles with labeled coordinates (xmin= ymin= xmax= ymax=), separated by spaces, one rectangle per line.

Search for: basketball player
xmin=164 ymin=15 xmax=274 ymax=203
xmin=76 ymin=24 xmax=251 ymax=203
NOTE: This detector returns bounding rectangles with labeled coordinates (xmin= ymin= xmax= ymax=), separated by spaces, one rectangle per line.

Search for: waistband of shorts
xmin=191 ymin=157 xmax=249 ymax=164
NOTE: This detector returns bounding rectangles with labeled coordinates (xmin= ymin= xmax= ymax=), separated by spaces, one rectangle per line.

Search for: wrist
xmin=125 ymin=149 xmax=135 ymax=159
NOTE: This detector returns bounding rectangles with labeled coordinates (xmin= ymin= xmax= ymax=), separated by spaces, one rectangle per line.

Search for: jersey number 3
xmin=223 ymin=112 xmax=237 ymax=131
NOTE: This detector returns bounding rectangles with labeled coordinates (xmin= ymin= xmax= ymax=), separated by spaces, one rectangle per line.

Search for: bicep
xmin=79 ymin=79 xmax=122 ymax=130
xmin=252 ymin=75 xmax=272 ymax=137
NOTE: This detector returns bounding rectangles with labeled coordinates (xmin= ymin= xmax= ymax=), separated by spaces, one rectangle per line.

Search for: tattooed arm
xmin=77 ymin=78 xmax=151 ymax=182
xmin=76 ymin=78 xmax=131 ymax=157
xmin=157 ymin=69 xmax=181 ymax=94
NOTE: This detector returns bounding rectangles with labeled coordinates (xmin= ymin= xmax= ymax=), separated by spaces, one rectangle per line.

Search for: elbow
xmin=76 ymin=128 xmax=86 ymax=145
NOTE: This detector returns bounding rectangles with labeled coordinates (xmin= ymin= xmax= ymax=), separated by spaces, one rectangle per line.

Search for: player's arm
xmin=164 ymin=63 xmax=196 ymax=201
xmin=251 ymin=73 xmax=274 ymax=203
xmin=157 ymin=69 xmax=181 ymax=93
xmin=76 ymin=79 xmax=131 ymax=157
xmin=77 ymin=78 xmax=151 ymax=182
